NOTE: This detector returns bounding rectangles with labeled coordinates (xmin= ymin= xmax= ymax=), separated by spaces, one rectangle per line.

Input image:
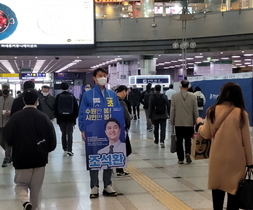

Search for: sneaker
xmin=23 ymin=202 xmax=32 ymax=210
xmin=178 ymin=161 xmax=184 ymax=164
xmin=2 ymin=160 xmax=7 ymax=167
xmin=117 ymin=172 xmax=130 ymax=177
xmin=90 ymin=186 xmax=99 ymax=199
xmin=185 ymin=154 xmax=192 ymax=164
xmin=160 ymin=143 xmax=165 ymax=148
xmin=63 ymin=151 xmax=68 ymax=156
xmin=103 ymin=185 xmax=117 ymax=197
xmin=67 ymin=151 xmax=74 ymax=156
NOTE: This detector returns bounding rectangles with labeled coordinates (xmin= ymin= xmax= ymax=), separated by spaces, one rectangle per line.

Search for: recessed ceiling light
xmin=159 ymin=55 xmax=161 ymax=56
xmin=235 ymin=63 xmax=242 ymax=65
xmin=35 ymin=57 xmax=38 ymax=59
xmin=195 ymin=61 xmax=201 ymax=63
xmin=244 ymin=54 xmax=253 ymax=56
xmin=164 ymin=62 xmax=171 ymax=64
xmin=97 ymin=56 xmax=100 ymax=58
xmin=211 ymin=59 xmax=219 ymax=61
xmin=195 ymin=56 xmax=203 ymax=58
xmin=232 ymin=66 xmax=237 ymax=68
xmin=221 ymin=57 xmax=230 ymax=60
xmin=248 ymin=65 xmax=253 ymax=66
xmin=188 ymin=66 xmax=194 ymax=68
xmin=200 ymin=53 xmax=202 ymax=55
xmin=159 ymin=63 xmax=165 ymax=65
xmin=188 ymin=63 xmax=194 ymax=65
xmin=179 ymin=54 xmax=181 ymax=56
xmin=169 ymin=66 xmax=175 ymax=68
xmin=232 ymin=55 xmax=240 ymax=58
xmin=242 ymin=51 xmax=244 ymax=53
xmin=118 ymin=56 xmax=121 ymax=57
xmin=244 ymin=59 xmax=252 ymax=61
xmin=14 ymin=57 xmax=17 ymax=59
xmin=245 ymin=62 xmax=251 ymax=65
xmin=164 ymin=67 xmax=170 ymax=69
xmin=203 ymin=60 xmax=210 ymax=63
xmin=240 ymin=66 xmax=246 ymax=67
xmin=171 ymin=61 xmax=178 ymax=63
xmin=234 ymin=60 xmax=241 ymax=62
xmin=220 ymin=52 xmax=223 ymax=54
xmin=186 ymin=58 xmax=194 ymax=60
xmin=178 ymin=59 xmax=185 ymax=61
xmin=175 ymin=65 xmax=181 ymax=67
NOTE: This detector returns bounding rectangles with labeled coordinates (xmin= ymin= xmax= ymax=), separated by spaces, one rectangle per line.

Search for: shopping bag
xmin=191 ymin=133 xmax=211 ymax=160
xmin=237 ymin=167 xmax=253 ymax=209
xmin=170 ymin=126 xmax=177 ymax=153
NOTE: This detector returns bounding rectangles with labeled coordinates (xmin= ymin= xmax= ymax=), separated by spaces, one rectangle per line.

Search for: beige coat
xmin=198 ymin=103 xmax=253 ymax=195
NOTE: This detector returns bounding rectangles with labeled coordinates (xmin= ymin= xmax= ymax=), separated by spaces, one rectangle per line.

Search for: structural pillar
xmin=139 ymin=55 xmax=156 ymax=75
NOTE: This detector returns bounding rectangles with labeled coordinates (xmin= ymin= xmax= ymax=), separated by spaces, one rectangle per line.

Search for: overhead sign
xmin=21 ymin=73 xmax=46 ymax=79
xmin=0 ymin=73 xmax=19 ymax=79
xmin=129 ymin=75 xmax=170 ymax=85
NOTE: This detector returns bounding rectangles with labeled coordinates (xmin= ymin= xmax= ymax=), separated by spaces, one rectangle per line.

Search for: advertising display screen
xmin=0 ymin=0 xmax=95 ymax=48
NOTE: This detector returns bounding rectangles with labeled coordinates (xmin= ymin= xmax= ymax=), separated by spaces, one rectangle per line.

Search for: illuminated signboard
xmin=0 ymin=73 xmax=19 ymax=79
xmin=21 ymin=73 xmax=46 ymax=79
xmin=0 ymin=0 xmax=95 ymax=48
xmin=129 ymin=75 xmax=170 ymax=85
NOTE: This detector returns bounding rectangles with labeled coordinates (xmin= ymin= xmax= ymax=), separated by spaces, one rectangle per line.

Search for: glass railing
xmin=95 ymin=0 xmax=253 ymax=19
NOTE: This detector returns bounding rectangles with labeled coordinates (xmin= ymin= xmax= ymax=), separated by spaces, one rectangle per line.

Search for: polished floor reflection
xmin=0 ymin=110 xmax=244 ymax=210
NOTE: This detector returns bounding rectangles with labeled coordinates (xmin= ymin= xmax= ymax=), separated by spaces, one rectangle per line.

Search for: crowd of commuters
xmin=0 ymin=68 xmax=252 ymax=210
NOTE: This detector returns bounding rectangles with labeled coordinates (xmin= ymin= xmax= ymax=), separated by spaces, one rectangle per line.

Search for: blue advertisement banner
xmin=84 ymin=106 xmax=126 ymax=170
xmin=191 ymin=78 xmax=253 ymax=125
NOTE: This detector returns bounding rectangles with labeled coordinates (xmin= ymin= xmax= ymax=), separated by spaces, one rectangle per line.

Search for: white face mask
xmin=85 ymin=88 xmax=91 ymax=92
xmin=42 ymin=92 xmax=49 ymax=96
xmin=97 ymin=77 xmax=107 ymax=86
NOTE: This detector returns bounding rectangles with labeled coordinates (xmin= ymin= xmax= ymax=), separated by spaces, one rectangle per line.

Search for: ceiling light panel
xmin=0 ymin=60 xmax=15 ymax=73
xmin=33 ymin=60 xmax=46 ymax=73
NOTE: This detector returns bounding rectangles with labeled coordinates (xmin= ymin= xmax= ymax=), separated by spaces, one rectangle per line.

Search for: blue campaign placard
xmin=84 ymin=106 xmax=126 ymax=170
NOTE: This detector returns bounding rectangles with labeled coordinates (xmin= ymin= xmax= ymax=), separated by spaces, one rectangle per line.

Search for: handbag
xmin=170 ymin=126 xmax=177 ymax=153
xmin=237 ymin=167 xmax=253 ymax=209
xmin=192 ymin=107 xmax=235 ymax=160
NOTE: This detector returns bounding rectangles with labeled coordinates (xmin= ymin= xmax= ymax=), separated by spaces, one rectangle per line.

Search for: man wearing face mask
xmin=39 ymin=85 xmax=55 ymax=120
xmin=0 ymin=83 xmax=14 ymax=167
xmin=79 ymin=68 xmax=121 ymax=199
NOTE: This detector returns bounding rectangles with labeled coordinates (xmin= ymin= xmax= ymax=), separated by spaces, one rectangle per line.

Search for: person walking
xmin=149 ymin=85 xmax=170 ymax=148
xmin=115 ymin=85 xmax=132 ymax=176
xmin=0 ymin=83 xmax=14 ymax=167
xmin=3 ymin=88 xmax=56 ymax=210
xmin=170 ymin=80 xmax=198 ymax=164
xmin=39 ymin=85 xmax=55 ymax=120
xmin=129 ymin=85 xmax=141 ymax=120
xmin=11 ymin=81 xmax=44 ymax=115
xmin=196 ymin=82 xmax=253 ymax=210
xmin=193 ymin=86 xmax=206 ymax=118
xmin=78 ymin=68 xmax=121 ymax=198
xmin=54 ymin=82 xmax=79 ymax=156
xmin=165 ymin=84 xmax=176 ymax=117
xmin=140 ymin=83 xmax=153 ymax=131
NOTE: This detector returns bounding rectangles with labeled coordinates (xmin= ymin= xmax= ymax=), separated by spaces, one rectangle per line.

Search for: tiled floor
xmin=0 ymin=110 xmax=242 ymax=210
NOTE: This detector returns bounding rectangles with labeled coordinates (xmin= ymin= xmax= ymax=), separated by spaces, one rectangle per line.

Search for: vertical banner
xmin=84 ymin=106 xmax=126 ymax=170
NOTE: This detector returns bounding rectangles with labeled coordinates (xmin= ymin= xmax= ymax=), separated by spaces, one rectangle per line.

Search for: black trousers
xmin=175 ymin=126 xmax=194 ymax=161
xmin=59 ymin=122 xmax=74 ymax=152
xmin=132 ymin=106 xmax=140 ymax=119
xmin=212 ymin=189 xmax=239 ymax=210
xmin=153 ymin=119 xmax=167 ymax=144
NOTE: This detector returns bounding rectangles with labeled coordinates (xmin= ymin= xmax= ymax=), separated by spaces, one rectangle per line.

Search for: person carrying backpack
xmin=148 ymin=85 xmax=170 ymax=148
xmin=54 ymin=82 xmax=78 ymax=156
xmin=193 ymin=86 xmax=206 ymax=118
xmin=140 ymin=83 xmax=153 ymax=131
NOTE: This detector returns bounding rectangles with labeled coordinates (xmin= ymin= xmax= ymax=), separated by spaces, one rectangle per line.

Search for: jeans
xmin=175 ymin=126 xmax=194 ymax=161
xmin=212 ymin=189 xmax=239 ymax=210
xmin=153 ymin=119 xmax=167 ymax=144
xmin=59 ymin=122 xmax=74 ymax=152
xmin=90 ymin=169 xmax=112 ymax=189
xmin=132 ymin=106 xmax=140 ymax=119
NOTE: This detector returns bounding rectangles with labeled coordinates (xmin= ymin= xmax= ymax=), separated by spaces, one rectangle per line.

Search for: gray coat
xmin=39 ymin=94 xmax=55 ymax=119
xmin=149 ymin=93 xmax=170 ymax=120
xmin=170 ymin=90 xmax=199 ymax=127
xmin=0 ymin=95 xmax=14 ymax=128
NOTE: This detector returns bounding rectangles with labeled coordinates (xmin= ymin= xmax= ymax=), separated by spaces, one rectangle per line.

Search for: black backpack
xmin=143 ymin=91 xmax=153 ymax=109
xmin=153 ymin=94 xmax=166 ymax=114
xmin=57 ymin=93 xmax=74 ymax=115
xmin=197 ymin=96 xmax=204 ymax=107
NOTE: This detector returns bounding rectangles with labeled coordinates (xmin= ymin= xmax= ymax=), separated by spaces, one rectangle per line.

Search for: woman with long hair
xmin=196 ymin=82 xmax=253 ymax=210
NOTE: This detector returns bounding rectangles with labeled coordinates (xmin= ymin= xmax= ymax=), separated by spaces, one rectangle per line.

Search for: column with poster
xmin=84 ymin=106 xmax=126 ymax=170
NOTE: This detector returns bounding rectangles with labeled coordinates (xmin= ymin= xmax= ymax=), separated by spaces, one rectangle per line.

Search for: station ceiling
xmin=0 ymin=50 xmax=252 ymax=74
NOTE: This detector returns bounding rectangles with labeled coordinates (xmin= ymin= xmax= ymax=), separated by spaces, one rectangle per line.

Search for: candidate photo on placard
xmin=84 ymin=107 xmax=126 ymax=170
